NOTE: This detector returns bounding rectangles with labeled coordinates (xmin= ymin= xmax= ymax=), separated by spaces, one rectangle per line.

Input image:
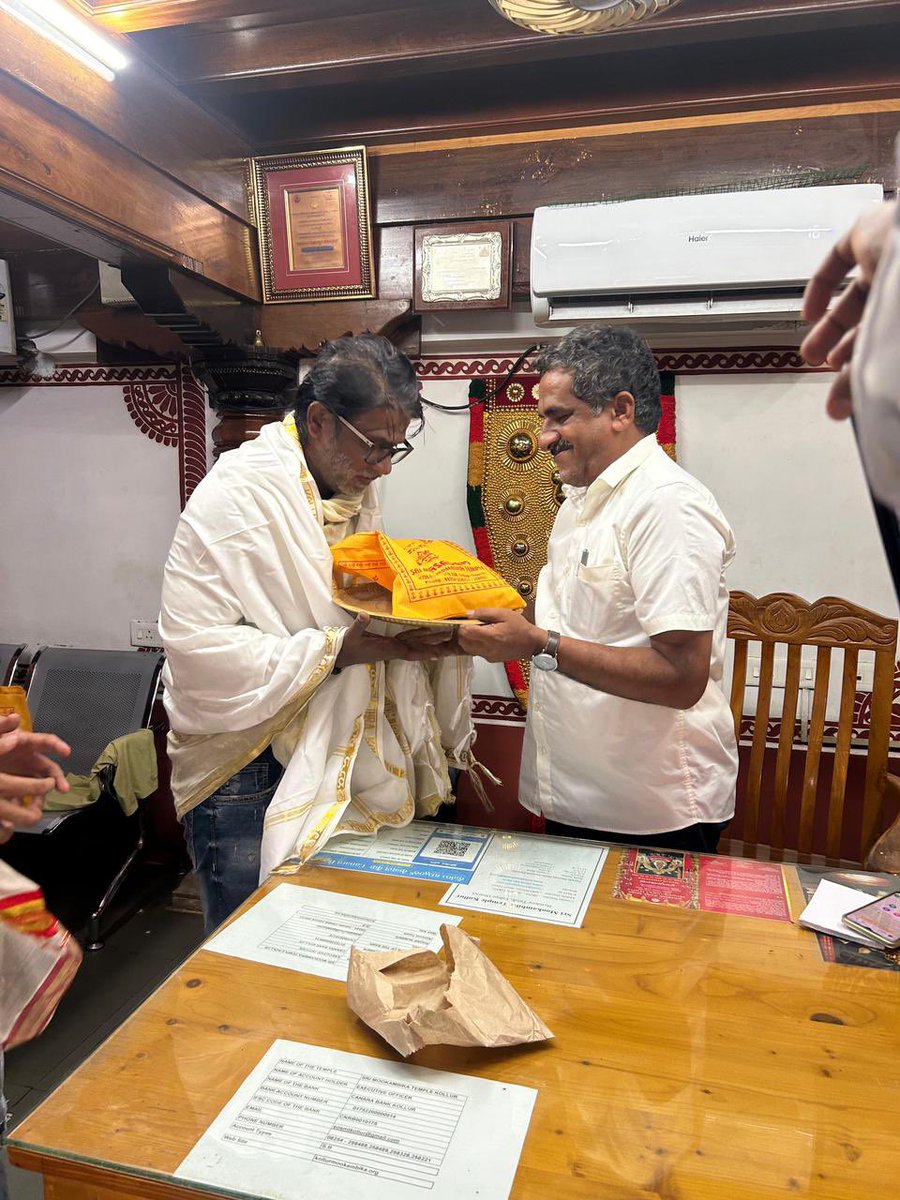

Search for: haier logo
xmin=688 ymin=234 xmax=709 ymax=243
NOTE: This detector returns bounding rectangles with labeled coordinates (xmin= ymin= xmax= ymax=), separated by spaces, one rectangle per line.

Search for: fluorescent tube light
xmin=1 ymin=0 xmax=129 ymax=81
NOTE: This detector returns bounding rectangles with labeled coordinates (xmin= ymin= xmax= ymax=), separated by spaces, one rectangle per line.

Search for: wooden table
xmin=9 ymin=843 xmax=900 ymax=1200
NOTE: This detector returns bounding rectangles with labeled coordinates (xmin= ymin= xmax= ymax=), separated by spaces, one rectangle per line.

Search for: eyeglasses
xmin=334 ymin=413 xmax=416 ymax=465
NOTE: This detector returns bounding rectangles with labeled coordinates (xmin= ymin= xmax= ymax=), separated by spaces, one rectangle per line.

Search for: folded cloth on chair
xmin=43 ymin=728 xmax=157 ymax=818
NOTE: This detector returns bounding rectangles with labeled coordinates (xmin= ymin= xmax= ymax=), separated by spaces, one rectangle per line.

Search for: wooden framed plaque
xmin=415 ymin=222 xmax=511 ymax=311
xmin=250 ymin=146 xmax=375 ymax=304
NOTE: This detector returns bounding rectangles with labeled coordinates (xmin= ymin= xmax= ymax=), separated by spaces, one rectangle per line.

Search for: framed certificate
xmin=250 ymin=146 xmax=375 ymax=304
xmin=415 ymin=222 xmax=511 ymax=311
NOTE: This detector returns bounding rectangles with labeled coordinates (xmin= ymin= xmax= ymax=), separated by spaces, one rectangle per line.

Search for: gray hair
xmin=534 ymin=325 xmax=661 ymax=435
xmin=295 ymin=335 xmax=421 ymax=434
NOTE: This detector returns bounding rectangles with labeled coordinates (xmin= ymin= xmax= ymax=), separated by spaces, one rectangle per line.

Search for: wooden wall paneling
xmin=0 ymin=74 xmax=259 ymax=302
xmin=203 ymin=17 xmax=900 ymax=149
xmin=258 ymin=301 xmax=413 ymax=356
xmin=0 ymin=15 xmax=250 ymax=223
xmin=376 ymin=226 xmax=415 ymax=302
xmin=368 ymin=108 xmax=900 ymax=226
xmin=512 ymin=218 xmax=532 ymax=299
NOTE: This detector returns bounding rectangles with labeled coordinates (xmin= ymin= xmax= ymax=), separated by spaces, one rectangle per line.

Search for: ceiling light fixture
xmin=0 ymin=0 xmax=129 ymax=82
xmin=488 ymin=0 xmax=680 ymax=36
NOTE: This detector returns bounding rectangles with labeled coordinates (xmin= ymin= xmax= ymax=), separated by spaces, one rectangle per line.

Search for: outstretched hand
xmin=801 ymin=200 xmax=897 ymax=419
xmin=335 ymin=615 xmax=463 ymax=670
xmin=0 ymin=713 xmax=71 ymax=843
xmin=457 ymin=608 xmax=544 ymax=664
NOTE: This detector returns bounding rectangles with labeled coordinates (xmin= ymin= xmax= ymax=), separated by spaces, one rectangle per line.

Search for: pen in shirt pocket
xmin=580 ymin=549 xmax=589 ymax=566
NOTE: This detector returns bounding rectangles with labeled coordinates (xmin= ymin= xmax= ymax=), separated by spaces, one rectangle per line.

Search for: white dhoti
xmin=159 ymin=418 xmax=476 ymax=883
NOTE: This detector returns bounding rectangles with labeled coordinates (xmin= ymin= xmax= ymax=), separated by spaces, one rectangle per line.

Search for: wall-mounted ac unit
xmin=530 ymin=184 xmax=884 ymax=329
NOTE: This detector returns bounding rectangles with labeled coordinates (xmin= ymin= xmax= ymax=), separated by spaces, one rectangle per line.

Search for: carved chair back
xmin=725 ymin=592 xmax=898 ymax=865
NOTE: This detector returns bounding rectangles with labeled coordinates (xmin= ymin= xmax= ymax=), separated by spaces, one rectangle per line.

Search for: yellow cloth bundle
xmin=332 ymin=532 xmax=525 ymax=621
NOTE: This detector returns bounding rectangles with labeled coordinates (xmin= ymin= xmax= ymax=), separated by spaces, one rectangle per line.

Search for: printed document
xmin=205 ymin=883 xmax=460 ymax=981
xmin=442 ymin=834 xmax=607 ymax=927
xmin=176 ymin=1039 xmax=536 ymax=1200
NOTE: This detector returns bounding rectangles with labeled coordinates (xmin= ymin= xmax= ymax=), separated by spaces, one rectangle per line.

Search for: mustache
xmin=549 ymin=439 xmax=574 ymax=457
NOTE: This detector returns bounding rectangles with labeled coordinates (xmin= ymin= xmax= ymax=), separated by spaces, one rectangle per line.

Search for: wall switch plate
xmin=130 ymin=619 xmax=161 ymax=647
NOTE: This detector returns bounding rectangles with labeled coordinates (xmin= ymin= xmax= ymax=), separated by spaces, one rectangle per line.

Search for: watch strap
xmin=541 ymin=629 xmax=560 ymax=660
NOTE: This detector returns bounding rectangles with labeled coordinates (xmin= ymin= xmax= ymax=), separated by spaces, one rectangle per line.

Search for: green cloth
xmin=43 ymin=728 xmax=157 ymax=818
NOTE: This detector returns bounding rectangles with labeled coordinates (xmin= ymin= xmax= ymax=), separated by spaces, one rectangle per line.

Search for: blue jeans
xmin=183 ymin=747 xmax=284 ymax=935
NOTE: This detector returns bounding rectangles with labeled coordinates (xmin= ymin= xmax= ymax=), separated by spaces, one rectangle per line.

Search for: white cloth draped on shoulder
xmin=159 ymin=417 xmax=476 ymax=883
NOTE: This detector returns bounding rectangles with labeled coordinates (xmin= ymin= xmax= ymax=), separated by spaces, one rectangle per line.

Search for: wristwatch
xmin=532 ymin=629 xmax=561 ymax=672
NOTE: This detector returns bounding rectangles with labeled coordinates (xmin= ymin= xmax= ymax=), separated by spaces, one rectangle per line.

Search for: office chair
xmin=2 ymin=647 xmax=165 ymax=949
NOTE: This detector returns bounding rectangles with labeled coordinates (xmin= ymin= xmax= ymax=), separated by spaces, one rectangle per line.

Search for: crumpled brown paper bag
xmin=347 ymin=923 xmax=554 ymax=1057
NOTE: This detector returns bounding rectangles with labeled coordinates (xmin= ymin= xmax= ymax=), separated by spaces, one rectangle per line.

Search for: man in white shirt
xmin=459 ymin=326 xmax=738 ymax=852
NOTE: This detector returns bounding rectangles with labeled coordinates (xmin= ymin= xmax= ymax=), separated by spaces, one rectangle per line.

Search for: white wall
xmin=0 ymin=375 xmax=188 ymax=650
xmin=677 ymin=373 xmax=898 ymax=619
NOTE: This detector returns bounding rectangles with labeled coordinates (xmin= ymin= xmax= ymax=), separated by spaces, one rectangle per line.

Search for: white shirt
xmin=520 ymin=435 xmax=739 ymax=834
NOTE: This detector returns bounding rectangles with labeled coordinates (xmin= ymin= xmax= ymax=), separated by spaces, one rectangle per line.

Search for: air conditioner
xmin=530 ymin=184 xmax=884 ymax=329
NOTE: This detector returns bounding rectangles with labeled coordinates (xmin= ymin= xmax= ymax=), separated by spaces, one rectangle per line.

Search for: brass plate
xmin=332 ymin=581 xmax=479 ymax=631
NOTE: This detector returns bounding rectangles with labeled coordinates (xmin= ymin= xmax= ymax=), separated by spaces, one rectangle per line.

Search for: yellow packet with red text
xmin=332 ymin=533 xmax=525 ymax=621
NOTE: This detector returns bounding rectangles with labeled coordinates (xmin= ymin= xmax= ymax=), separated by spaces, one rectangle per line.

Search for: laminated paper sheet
xmin=442 ymin=834 xmax=607 ymax=927
xmin=204 ymin=883 xmax=460 ymax=981
xmin=176 ymin=1039 xmax=537 ymax=1200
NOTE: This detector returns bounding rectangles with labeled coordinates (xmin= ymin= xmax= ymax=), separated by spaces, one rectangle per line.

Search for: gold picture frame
xmin=250 ymin=146 xmax=375 ymax=304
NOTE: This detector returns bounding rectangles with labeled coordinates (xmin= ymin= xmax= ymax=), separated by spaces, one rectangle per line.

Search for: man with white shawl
xmin=160 ymin=336 xmax=474 ymax=932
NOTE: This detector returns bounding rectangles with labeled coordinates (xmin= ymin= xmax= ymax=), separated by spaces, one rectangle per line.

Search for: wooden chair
xmin=725 ymin=591 xmax=899 ymax=866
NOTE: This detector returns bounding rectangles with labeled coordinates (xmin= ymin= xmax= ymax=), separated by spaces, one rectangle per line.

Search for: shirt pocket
xmin=567 ymin=558 xmax=628 ymax=638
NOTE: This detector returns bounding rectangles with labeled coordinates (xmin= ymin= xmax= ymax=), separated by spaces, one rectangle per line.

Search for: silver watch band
xmin=542 ymin=629 xmax=560 ymax=659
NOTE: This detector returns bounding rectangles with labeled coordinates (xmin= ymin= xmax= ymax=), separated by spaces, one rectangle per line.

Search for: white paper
xmin=797 ymin=879 xmax=884 ymax=948
xmin=176 ymin=1039 xmax=536 ymax=1200
xmin=205 ymin=884 xmax=461 ymax=981
xmin=441 ymin=834 xmax=608 ymax=927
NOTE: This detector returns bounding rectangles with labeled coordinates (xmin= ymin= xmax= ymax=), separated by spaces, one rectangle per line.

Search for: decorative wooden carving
xmin=728 ymin=591 xmax=898 ymax=651
xmin=725 ymin=591 xmax=898 ymax=867
xmin=192 ymin=342 xmax=299 ymax=457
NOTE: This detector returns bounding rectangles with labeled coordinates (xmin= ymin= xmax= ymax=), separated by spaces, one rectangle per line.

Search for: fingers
xmin=30 ymin=753 xmax=69 ymax=791
xmin=465 ymin=608 xmax=509 ymax=625
xmin=800 ymin=279 xmax=868 ymax=367
xmin=825 ymin=366 xmax=854 ymax=420
xmin=24 ymin=731 xmax=71 ymax=759
xmin=0 ymin=713 xmax=21 ymax=736
xmin=801 ymin=235 xmax=856 ymax=324
xmin=0 ymin=772 xmax=59 ymax=800
xmin=0 ymin=793 xmax=48 ymax=831
xmin=0 ymin=728 xmax=71 ymax=761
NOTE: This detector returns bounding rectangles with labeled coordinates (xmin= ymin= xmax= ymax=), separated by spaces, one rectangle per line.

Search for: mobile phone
xmin=842 ymin=891 xmax=900 ymax=948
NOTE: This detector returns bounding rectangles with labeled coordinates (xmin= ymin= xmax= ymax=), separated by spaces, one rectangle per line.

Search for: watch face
xmin=532 ymin=652 xmax=558 ymax=672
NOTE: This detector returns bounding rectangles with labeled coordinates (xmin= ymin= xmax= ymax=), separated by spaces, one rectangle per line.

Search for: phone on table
xmin=842 ymin=891 xmax=900 ymax=949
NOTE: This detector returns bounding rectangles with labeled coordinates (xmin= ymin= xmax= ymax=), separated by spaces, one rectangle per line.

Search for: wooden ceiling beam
xmin=130 ymin=0 xmax=900 ymax=92
xmin=227 ymin=20 xmax=900 ymax=151
xmin=0 ymin=12 xmax=250 ymax=222
xmin=0 ymin=70 xmax=259 ymax=301
xmin=75 ymin=1 xmax=368 ymax=34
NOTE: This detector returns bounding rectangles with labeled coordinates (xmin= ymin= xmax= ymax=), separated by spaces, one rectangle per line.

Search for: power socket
xmin=130 ymin=619 xmax=161 ymax=647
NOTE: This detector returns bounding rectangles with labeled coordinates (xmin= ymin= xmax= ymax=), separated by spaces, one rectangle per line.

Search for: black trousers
xmin=544 ymin=817 xmax=730 ymax=855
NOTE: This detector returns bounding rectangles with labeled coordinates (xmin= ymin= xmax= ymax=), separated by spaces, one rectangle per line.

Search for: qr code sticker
xmin=433 ymin=839 xmax=471 ymax=858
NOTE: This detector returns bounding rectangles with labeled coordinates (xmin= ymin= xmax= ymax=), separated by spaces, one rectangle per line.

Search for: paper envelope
xmin=347 ymin=923 xmax=553 ymax=1057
